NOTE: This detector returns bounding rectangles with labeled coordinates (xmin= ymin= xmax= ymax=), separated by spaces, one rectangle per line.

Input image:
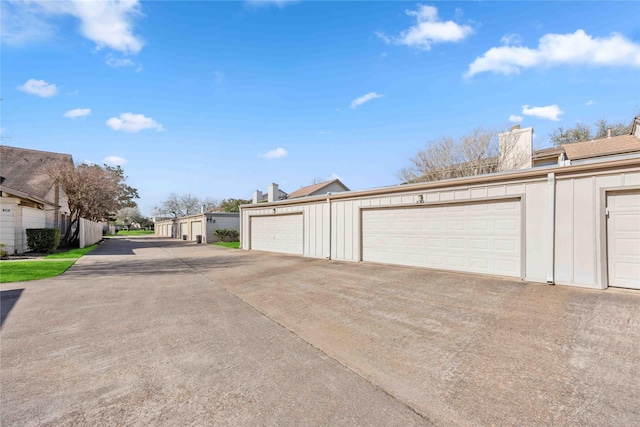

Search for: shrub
xmin=0 ymin=242 xmax=7 ymax=259
xmin=26 ymin=228 xmax=61 ymax=253
xmin=214 ymin=228 xmax=239 ymax=242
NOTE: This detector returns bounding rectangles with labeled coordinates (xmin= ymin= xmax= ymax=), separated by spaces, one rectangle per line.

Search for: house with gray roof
xmin=0 ymin=146 xmax=74 ymax=254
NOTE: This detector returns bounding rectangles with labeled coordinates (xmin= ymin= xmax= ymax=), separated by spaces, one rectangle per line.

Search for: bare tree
xmin=180 ymin=194 xmax=201 ymax=216
xmin=398 ymin=127 xmax=527 ymax=184
xmin=47 ymin=162 xmax=139 ymax=246
xmin=202 ymin=197 xmax=220 ymax=212
xmin=153 ymin=193 xmax=183 ymax=218
xmin=153 ymin=193 xmax=218 ymax=218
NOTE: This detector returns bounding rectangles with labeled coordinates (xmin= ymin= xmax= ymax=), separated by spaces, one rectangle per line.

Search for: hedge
xmin=26 ymin=228 xmax=61 ymax=253
xmin=213 ymin=228 xmax=239 ymax=242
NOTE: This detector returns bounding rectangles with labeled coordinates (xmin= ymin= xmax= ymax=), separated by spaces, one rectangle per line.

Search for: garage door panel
xmin=251 ymin=215 xmax=303 ymax=255
xmin=362 ymin=200 xmax=522 ymax=278
xmin=607 ymin=192 xmax=640 ymax=289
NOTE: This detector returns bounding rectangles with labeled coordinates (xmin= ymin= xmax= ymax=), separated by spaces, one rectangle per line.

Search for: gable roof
xmin=563 ymin=134 xmax=640 ymax=160
xmin=0 ymin=146 xmax=73 ymax=203
xmin=287 ymin=179 xmax=349 ymax=199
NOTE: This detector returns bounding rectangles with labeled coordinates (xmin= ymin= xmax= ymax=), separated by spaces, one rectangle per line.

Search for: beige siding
xmin=524 ymin=182 xmax=548 ymax=282
xmin=1 ymin=198 xmax=17 ymax=254
xmin=19 ymin=206 xmax=46 ymax=253
xmin=240 ymin=161 xmax=640 ymax=290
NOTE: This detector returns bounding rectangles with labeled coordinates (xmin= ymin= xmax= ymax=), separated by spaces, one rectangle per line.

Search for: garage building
xmin=155 ymin=212 xmax=239 ymax=244
xmin=240 ymin=156 xmax=640 ymax=291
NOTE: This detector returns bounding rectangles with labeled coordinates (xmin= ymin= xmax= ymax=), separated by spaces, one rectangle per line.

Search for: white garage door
xmin=362 ymin=199 xmax=522 ymax=278
xmin=180 ymin=223 xmax=188 ymax=239
xmin=191 ymin=221 xmax=202 ymax=241
xmin=251 ymin=214 xmax=303 ymax=255
xmin=607 ymin=191 xmax=640 ymax=289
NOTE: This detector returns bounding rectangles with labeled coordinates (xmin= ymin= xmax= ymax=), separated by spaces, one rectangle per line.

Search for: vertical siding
xmin=239 ymin=166 xmax=639 ymax=290
xmin=20 ymin=206 xmax=46 ymax=253
xmin=1 ymin=199 xmax=16 ymax=254
xmin=573 ymin=177 xmax=597 ymax=286
xmin=555 ymin=180 xmax=574 ymax=283
xmin=523 ymin=181 xmax=547 ymax=282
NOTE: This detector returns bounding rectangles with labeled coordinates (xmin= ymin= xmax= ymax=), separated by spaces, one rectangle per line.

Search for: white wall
xmin=0 ymin=198 xmax=17 ymax=255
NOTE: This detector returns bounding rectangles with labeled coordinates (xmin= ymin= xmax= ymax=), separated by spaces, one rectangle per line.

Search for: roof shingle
xmin=0 ymin=146 xmax=73 ymax=203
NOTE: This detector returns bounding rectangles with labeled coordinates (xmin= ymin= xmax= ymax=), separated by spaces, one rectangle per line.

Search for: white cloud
xmin=106 ymin=113 xmax=164 ymax=132
xmin=63 ymin=108 xmax=91 ymax=118
xmin=351 ymin=92 xmax=383 ymax=109
xmin=3 ymin=0 xmax=144 ymax=54
xmin=500 ymin=33 xmax=522 ymax=46
xmin=586 ymin=100 xmax=597 ymax=106
xmin=467 ymin=30 xmax=640 ymax=77
xmin=522 ymin=104 xmax=564 ymax=121
xmin=18 ymin=79 xmax=57 ymax=97
xmin=509 ymin=114 xmax=524 ymax=123
xmin=326 ymin=173 xmax=341 ymax=181
xmin=1 ymin=1 xmax=56 ymax=46
xmin=106 ymin=55 xmax=135 ymax=68
xmin=263 ymin=147 xmax=288 ymax=159
xmin=103 ymin=156 xmax=127 ymax=166
xmin=377 ymin=4 xmax=474 ymax=50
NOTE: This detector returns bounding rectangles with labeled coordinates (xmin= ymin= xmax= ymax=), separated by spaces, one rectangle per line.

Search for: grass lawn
xmin=116 ymin=230 xmax=155 ymax=236
xmin=44 ymin=244 xmax=98 ymax=259
xmin=213 ymin=242 xmax=240 ymax=249
xmin=0 ymin=261 xmax=75 ymax=283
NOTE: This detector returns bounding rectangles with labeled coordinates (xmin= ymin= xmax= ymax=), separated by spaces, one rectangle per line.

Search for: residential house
xmin=287 ymin=179 xmax=350 ymax=199
xmin=530 ymin=115 xmax=640 ymax=167
xmin=0 ymin=146 xmax=73 ymax=254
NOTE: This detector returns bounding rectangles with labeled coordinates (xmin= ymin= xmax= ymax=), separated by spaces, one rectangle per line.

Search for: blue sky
xmin=2 ymin=1 xmax=639 ymax=215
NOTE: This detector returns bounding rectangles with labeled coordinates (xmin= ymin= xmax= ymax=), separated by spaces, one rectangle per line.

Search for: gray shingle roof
xmin=0 ymin=146 xmax=73 ymax=203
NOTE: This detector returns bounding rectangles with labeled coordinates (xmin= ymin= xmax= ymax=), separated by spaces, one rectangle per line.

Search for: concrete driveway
xmin=2 ymin=237 xmax=639 ymax=426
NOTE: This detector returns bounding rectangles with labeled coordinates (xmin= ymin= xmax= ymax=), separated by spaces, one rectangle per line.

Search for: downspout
xmin=326 ymin=197 xmax=331 ymax=260
xmin=547 ymin=172 xmax=556 ymax=285
xmin=239 ymin=206 xmax=243 ymax=250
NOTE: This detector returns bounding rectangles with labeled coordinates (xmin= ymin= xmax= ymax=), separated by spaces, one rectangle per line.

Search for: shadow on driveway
xmin=1 ymin=289 xmax=23 ymax=328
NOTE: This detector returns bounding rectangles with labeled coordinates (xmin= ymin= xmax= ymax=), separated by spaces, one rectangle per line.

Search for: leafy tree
xmin=219 ymin=198 xmax=251 ymax=212
xmin=48 ymin=162 xmax=139 ymax=246
xmin=549 ymin=117 xmax=634 ymax=147
xmin=549 ymin=123 xmax=592 ymax=147
xmin=594 ymin=118 xmax=633 ymax=139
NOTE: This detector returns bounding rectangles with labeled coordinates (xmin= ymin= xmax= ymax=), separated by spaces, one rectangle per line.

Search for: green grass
xmin=44 ymin=244 xmax=98 ymax=259
xmin=213 ymin=241 xmax=240 ymax=249
xmin=0 ymin=261 xmax=75 ymax=283
xmin=116 ymin=230 xmax=155 ymax=236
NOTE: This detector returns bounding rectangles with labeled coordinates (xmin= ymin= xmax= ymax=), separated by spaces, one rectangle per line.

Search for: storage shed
xmin=240 ymin=157 xmax=640 ymax=290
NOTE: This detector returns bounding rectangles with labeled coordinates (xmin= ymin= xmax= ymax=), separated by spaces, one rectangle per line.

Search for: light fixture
xmin=417 ymin=195 xmax=424 ymax=204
